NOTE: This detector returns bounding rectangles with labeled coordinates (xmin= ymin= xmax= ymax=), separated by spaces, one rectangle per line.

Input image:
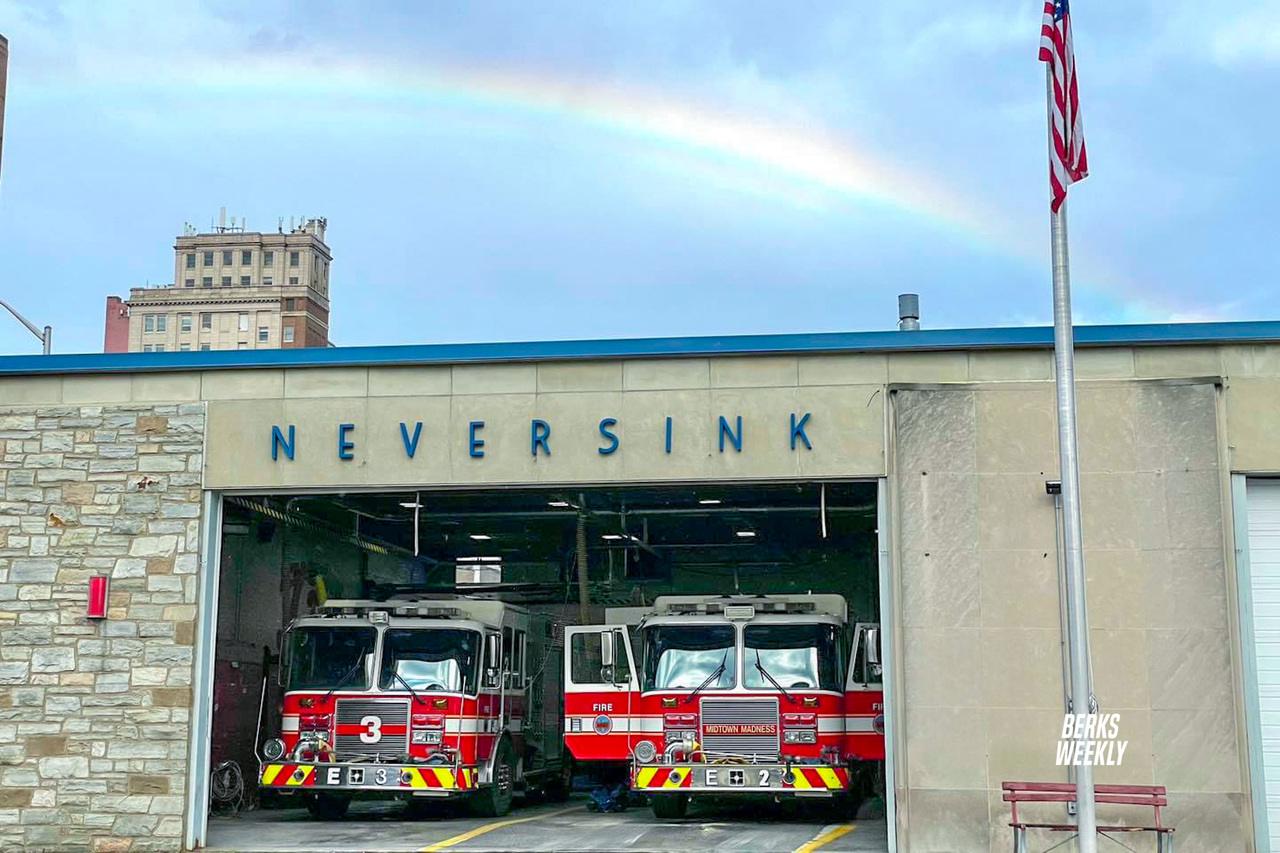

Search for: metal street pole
xmin=1047 ymin=66 xmax=1097 ymax=853
xmin=0 ymin=298 xmax=52 ymax=354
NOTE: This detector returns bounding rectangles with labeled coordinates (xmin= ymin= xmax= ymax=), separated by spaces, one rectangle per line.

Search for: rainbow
xmin=62 ymin=53 xmax=1214 ymax=320
xmin=97 ymin=55 xmax=999 ymax=247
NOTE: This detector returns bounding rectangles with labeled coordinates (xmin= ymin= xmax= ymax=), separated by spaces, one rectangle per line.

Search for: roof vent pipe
xmin=898 ymin=293 xmax=920 ymax=331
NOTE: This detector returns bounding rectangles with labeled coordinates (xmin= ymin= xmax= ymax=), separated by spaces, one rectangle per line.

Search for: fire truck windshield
xmin=285 ymin=626 xmax=376 ymax=691
xmin=642 ymin=625 xmax=736 ymax=692
xmin=378 ymin=628 xmax=480 ymax=695
xmin=742 ymin=623 xmax=842 ymax=692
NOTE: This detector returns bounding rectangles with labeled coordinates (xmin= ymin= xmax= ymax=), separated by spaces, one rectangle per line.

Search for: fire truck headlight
xmin=783 ymin=730 xmax=817 ymax=744
xmin=262 ymin=738 xmax=285 ymax=761
xmin=633 ymin=740 xmax=658 ymax=764
xmin=412 ymin=731 xmax=443 ymax=745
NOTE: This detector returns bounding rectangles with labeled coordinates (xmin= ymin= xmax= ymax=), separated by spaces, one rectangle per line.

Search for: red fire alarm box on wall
xmin=87 ymin=576 xmax=109 ymax=619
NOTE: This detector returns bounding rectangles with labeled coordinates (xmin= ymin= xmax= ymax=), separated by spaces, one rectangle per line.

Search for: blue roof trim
xmin=1 ymin=320 xmax=1278 ymax=376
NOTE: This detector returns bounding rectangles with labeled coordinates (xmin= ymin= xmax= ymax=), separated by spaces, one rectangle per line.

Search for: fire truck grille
xmin=699 ymin=697 xmax=780 ymax=757
xmin=334 ymin=699 xmax=410 ymax=756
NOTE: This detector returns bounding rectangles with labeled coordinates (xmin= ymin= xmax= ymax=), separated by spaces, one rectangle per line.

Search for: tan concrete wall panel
xmin=892 ymin=381 xmax=1248 ymax=852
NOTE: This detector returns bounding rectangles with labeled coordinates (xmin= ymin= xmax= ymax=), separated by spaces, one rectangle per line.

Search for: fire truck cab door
xmin=563 ymin=625 xmax=637 ymax=761
xmin=845 ymin=622 xmax=886 ymax=761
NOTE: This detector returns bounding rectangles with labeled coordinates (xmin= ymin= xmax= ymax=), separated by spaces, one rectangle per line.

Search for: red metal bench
xmin=1002 ymin=781 xmax=1174 ymax=852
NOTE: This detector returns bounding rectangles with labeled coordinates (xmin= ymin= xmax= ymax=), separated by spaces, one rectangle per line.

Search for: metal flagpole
xmin=1046 ymin=65 xmax=1098 ymax=853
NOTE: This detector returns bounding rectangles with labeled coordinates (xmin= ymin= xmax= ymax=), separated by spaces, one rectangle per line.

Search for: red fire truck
xmin=563 ymin=594 xmax=883 ymax=818
xmin=258 ymin=596 xmax=569 ymax=819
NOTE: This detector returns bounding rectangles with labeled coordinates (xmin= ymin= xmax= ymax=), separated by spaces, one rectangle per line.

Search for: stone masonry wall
xmin=0 ymin=404 xmax=205 ymax=852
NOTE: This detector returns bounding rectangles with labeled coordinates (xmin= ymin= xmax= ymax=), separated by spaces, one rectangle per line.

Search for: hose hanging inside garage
xmin=576 ymin=504 xmax=591 ymax=623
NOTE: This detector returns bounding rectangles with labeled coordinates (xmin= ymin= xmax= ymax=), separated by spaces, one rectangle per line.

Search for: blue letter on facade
xmin=719 ymin=415 xmax=743 ymax=453
xmin=469 ymin=421 xmax=485 ymax=458
xmin=531 ymin=419 xmax=551 ymax=457
xmin=338 ymin=423 xmax=356 ymax=460
xmin=271 ymin=425 xmax=295 ymax=461
xmin=790 ymin=412 xmax=812 ymax=451
xmin=598 ymin=418 xmax=619 ymax=455
xmin=665 ymin=417 xmax=673 ymax=454
xmin=400 ymin=421 xmax=423 ymax=458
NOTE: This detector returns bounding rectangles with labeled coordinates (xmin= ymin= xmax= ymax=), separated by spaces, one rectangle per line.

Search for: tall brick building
xmin=104 ymin=216 xmax=331 ymax=353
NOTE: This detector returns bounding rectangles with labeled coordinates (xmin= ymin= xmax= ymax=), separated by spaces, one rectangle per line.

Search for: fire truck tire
xmin=303 ymin=793 xmax=351 ymax=820
xmin=471 ymin=739 xmax=515 ymax=818
xmin=649 ymin=793 xmax=689 ymax=820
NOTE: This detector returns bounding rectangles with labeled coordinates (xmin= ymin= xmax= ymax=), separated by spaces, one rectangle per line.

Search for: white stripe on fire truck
xmin=844 ymin=716 xmax=878 ymax=733
xmin=563 ymin=716 xmax=662 ymax=733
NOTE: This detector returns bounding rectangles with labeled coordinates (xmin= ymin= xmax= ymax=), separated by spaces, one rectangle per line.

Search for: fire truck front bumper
xmin=632 ymin=763 xmax=850 ymax=796
xmin=260 ymin=762 xmax=478 ymax=795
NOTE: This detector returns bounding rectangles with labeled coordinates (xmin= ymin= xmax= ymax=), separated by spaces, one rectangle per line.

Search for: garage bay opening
xmin=205 ymin=482 xmax=888 ymax=851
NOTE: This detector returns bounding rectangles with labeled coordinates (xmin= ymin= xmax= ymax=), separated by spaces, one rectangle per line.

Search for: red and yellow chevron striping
xmin=633 ymin=766 xmax=694 ymax=789
xmin=260 ymin=763 xmax=315 ymax=787
xmin=784 ymin=766 xmax=849 ymax=790
xmin=259 ymin=763 xmax=476 ymax=790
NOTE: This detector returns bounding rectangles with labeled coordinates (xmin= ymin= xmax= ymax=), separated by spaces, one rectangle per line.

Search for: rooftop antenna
xmin=219 ymin=206 xmax=227 ymax=232
xmin=278 ymin=217 xmax=284 ymax=233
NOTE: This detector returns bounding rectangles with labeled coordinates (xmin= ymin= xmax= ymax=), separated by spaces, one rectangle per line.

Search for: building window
xmin=283 ymin=326 xmax=295 ymax=344
xmin=184 ymin=278 xmax=194 ymax=288
xmin=289 ymin=251 xmax=300 ymax=267
xmin=179 ymin=314 xmax=192 ymax=332
xmin=222 ymin=250 xmax=232 ymax=265
xmin=144 ymin=315 xmax=155 ymax=333
xmin=143 ymin=344 xmax=153 ymax=353
xmin=289 ymin=276 xmax=299 ymax=286
xmin=240 ymin=275 xmax=251 ymax=287
xmin=258 ymin=326 xmax=269 ymax=343
xmin=179 ymin=343 xmax=191 ymax=352
xmin=284 ymin=298 xmax=295 ymax=311
xmin=238 ymin=313 xmax=249 ymax=332
xmin=200 ymin=312 xmax=212 ymax=330
xmin=263 ymin=276 xmax=273 ymax=287
xmin=221 ymin=276 xmax=231 ymax=287
xmin=200 ymin=344 xmax=211 ymax=351
xmin=264 ymin=250 xmax=274 ymax=265
xmin=155 ymin=315 xmax=167 ymax=332
xmin=202 ymin=276 xmax=212 ymax=288
xmin=154 ymin=344 xmax=165 ymax=353
xmin=237 ymin=342 xmax=248 ymax=350
xmin=185 ymin=253 xmax=195 ymax=270
xmin=241 ymin=250 xmax=252 ymax=265
xmin=203 ymin=251 xmax=213 ymax=266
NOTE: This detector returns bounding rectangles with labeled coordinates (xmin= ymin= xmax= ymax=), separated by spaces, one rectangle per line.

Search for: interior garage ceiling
xmin=233 ymin=482 xmax=874 ymax=565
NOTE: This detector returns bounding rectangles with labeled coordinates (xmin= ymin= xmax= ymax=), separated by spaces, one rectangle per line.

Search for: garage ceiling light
xmin=457 ymin=556 xmax=502 ymax=563
xmin=736 ymin=530 xmax=757 ymax=538
xmin=469 ymin=534 xmax=492 ymax=541
xmin=548 ymin=500 xmax=572 ymax=508
xmin=698 ymin=499 xmax=722 ymax=505
xmin=602 ymin=534 xmax=624 ymax=541
xmin=399 ymin=501 xmax=423 ymax=509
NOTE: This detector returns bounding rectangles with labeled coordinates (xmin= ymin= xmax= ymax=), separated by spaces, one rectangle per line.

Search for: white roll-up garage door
xmin=1245 ymin=478 xmax=1280 ymax=844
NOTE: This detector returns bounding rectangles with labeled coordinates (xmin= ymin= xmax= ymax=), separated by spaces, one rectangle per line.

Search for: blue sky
xmin=0 ymin=1 xmax=1276 ymax=355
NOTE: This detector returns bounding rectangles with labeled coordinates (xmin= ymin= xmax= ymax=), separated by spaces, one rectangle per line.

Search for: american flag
xmin=1040 ymin=0 xmax=1088 ymax=212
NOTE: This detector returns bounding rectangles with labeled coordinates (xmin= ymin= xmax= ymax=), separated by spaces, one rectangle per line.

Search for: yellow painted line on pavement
xmin=793 ymin=822 xmax=857 ymax=853
xmin=420 ymin=806 xmax=578 ymax=852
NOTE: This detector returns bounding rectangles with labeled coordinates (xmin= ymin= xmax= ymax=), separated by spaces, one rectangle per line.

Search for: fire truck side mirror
xmin=600 ymin=631 xmax=615 ymax=668
xmin=865 ymin=628 xmax=881 ymax=666
xmin=486 ymin=634 xmax=500 ymax=669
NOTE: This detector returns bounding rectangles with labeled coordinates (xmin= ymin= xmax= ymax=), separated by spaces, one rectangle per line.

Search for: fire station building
xmin=1 ymin=320 xmax=1278 ymax=852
